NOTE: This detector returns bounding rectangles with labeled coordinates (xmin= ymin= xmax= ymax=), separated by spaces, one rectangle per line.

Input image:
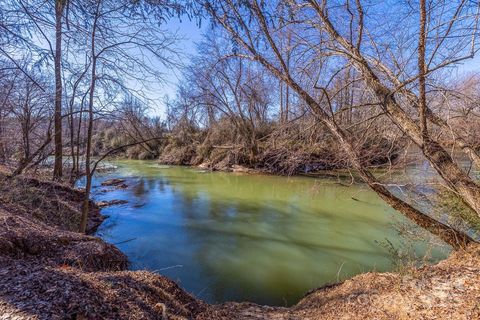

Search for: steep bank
xmin=0 ymin=169 xmax=205 ymax=319
xmin=0 ymin=169 xmax=479 ymax=319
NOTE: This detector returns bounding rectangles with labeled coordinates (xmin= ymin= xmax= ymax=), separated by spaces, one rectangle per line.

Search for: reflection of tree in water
xmin=166 ymin=179 xmax=391 ymax=305
xmin=157 ymin=178 xmax=168 ymax=193
xmin=93 ymin=164 xmax=448 ymax=306
xmin=131 ymin=178 xmax=147 ymax=197
xmin=126 ymin=177 xmax=162 ymax=203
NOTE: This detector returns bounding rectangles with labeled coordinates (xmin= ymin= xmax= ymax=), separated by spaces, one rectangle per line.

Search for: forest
xmin=1 ymin=0 xmax=480 ymax=319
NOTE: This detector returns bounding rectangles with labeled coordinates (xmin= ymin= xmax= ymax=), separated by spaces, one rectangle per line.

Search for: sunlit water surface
xmin=80 ymin=160 xmax=449 ymax=306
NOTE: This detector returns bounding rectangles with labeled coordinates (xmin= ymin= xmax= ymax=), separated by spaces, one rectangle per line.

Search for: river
xmin=80 ymin=160 xmax=450 ymax=306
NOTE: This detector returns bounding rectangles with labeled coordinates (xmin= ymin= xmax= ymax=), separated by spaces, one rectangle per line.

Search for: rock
xmin=101 ymin=179 xmax=126 ymax=187
xmin=96 ymin=200 xmax=128 ymax=208
xmin=231 ymin=165 xmax=255 ymax=173
xmin=198 ymin=163 xmax=210 ymax=169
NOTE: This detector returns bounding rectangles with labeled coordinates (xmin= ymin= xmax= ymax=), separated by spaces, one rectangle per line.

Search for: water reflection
xmin=84 ymin=160 xmax=449 ymax=306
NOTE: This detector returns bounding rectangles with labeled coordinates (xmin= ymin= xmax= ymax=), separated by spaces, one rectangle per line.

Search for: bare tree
xmin=77 ymin=0 xmax=181 ymax=233
xmin=8 ymin=0 xmax=69 ymax=178
xmin=53 ymin=0 xmax=67 ymax=179
xmin=196 ymin=0 xmax=477 ymax=247
xmin=302 ymin=0 xmax=480 ymax=214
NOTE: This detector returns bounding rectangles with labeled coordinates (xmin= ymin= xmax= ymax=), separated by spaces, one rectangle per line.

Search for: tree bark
xmin=374 ymin=59 xmax=480 ymax=168
xmin=79 ymin=60 xmax=95 ymax=233
xmin=323 ymin=120 xmax=472 ymax=250
xmin=418 ymin=0 xmax=428 ymax=140
xmin=427 ymin=108 xmax=480 ymax=168
xmin=80 ymin=1 xmax=100 ymax=233
xmin=53 ymin=0 xmax=65 ymax=180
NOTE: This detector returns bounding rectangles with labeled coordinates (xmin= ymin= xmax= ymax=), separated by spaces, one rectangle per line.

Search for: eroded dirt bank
xmin=0 ymin=170 xmax=479 ymax=319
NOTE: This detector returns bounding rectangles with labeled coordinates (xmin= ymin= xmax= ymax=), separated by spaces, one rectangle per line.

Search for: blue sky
xmin=19 ymin=8 xmax=204 ymax=118
xmin=145 ymin=17 xmax=204 ymax=117
xmin=457 ymin=54 xmax=480 ymax=75
xmin=149 ymin=22 xmax=480 ymax=118
xmin=146 ymin=15 xmax=480 ymax=119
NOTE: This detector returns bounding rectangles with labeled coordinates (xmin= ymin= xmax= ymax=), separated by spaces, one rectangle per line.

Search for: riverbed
xmin=80 ymin=160 xmax=449 ymax=306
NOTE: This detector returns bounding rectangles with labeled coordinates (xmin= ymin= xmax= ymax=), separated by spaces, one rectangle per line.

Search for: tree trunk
xmin=279 ymin=80 xmax=284 ymax=122
xmin=69 ymin=106 xmax=76 ymax=184
xmin=75 ymin=98 xmax=85 ymax=178
xmin=303 ymin=87 xmax=474 ymax=249
xmin=376 ymin=61 xmax=480 ymax=169
xmin=310 ymin=2 xmax=480 ymax=215
xmin=53 ymin=0 xmax=65 ymax=180
xmin=323 ymin=119 xmax=472 ymax=249
xmin=0 ymin=115 xmax=4 ymax=162
xmin=281 ymin=71 xmax=473 ymax=248
xmin=427 ymin=108 xmax=480 ymax=169
xmin=80 ymin=2 xmax=100 ymax=233
xmin=79 ymin=60 xmax=95 ymax=233
xmin=382 ymin=90 xmax=480 ymax=217
xmin=212 ymin=0 xmax=477 ymax=249
xmin=13 ymin=129 xmax=52 ymax=176
xmin=361 ymin=67 xmax=480 ymax=216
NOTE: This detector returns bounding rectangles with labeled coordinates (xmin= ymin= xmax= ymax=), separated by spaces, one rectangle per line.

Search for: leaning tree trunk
xmin=277 ymin=69 xmax=474 ymax=249
xmin=426 ymin=108 xmax=480 ymax=169
xmin=355 ymin=63 xmax=480 ymax=216
xmin=379 ymin=89 xmax=480 ymax=217
xmin=375 ymin=62 xmax=480 ymax=169
xmin=311 ymin=3 xmax=480 ymax=216
xmin=304 ymin=88 xmax=474 ymax=249
xmin=322 ymin=119 xmax=473 ymax=249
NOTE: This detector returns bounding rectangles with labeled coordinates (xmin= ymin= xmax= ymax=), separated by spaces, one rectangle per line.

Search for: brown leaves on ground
xmin=0 ymin=172 xmax=204 ymax=319
xmin=0 ymin=172 xmax=103 ymax=233
xmin=0 ymin=259 xmax=206 ymax=320
xmin=0 ymin=169 xmax=480 ymax=319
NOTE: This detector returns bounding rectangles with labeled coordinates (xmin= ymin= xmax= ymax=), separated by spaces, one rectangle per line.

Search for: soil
xmin=0 ymin=167 xmax=479 ymax=319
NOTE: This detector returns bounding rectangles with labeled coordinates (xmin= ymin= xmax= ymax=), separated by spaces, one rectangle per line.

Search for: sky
xmin=457 ymin=54 xmax=480 ymax=76
xmin=5 ymin=2 xmax=480 ymax=120
xmin=17 ymin=7 xmax=204 ymax=119
xmin=143 ymin=17 xmax=204 ymax=118
xmin=148 ymin=17 xmax=480 ymax=119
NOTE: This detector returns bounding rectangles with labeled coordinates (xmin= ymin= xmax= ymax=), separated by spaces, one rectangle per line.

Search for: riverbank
xmin=0 ymin=167 xmax=479 ymax=319
xmin=154 ymin=128 xmax=405 ymax=176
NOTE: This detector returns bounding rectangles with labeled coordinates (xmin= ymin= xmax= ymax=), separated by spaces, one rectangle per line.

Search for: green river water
xmin=86 ymin=160 xmax=449 ymax=306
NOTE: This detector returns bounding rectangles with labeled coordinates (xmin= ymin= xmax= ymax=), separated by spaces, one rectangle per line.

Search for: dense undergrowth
xmin=154 ymin=118 xmax=405 ymax=174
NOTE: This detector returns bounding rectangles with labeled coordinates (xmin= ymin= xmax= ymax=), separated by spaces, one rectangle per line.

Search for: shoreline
xmin=1 ymin=169 xmax=479 ymax=319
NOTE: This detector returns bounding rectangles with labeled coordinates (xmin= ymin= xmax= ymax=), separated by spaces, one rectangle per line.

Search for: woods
xmin=0 ymin=0 xmax=479 ymax=247
xmin=1 ymin=1 xmax=480 ymax=240
xmin=2 ymin=0 xmax=480 ymax=319
xmin=190 ymin=0 xmax=480 ymax=246
xmin=1 ymin=0 xmax=183 ymax=232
